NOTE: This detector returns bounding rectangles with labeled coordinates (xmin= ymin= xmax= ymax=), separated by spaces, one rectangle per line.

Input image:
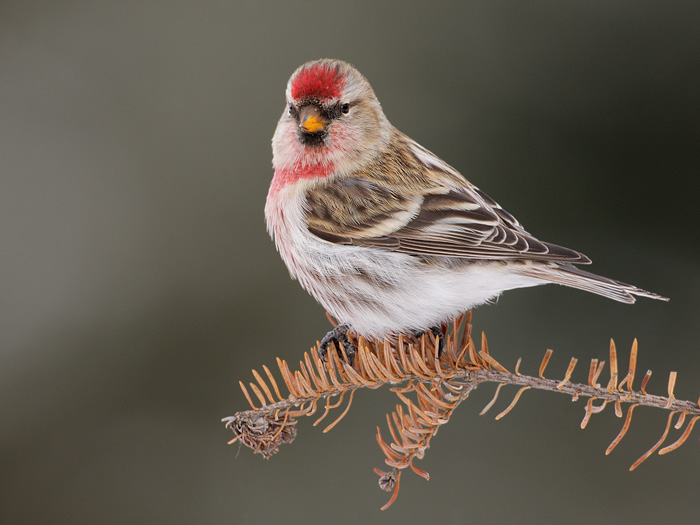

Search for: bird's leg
xmin=413 ymin=325 xmax=445 ymax=357
xmin=318 ymin=324 xmax=357 ymax=366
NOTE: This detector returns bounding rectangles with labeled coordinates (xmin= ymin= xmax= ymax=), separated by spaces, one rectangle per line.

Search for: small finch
xmin=266 ymin=59 xmax=667 ymax=360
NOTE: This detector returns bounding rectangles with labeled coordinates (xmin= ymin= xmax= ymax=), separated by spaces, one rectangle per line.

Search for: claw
xmin=319 ymin=324 xmax=357 ymax=365
xmin=413 ymin=326 xmax=445 ymax=357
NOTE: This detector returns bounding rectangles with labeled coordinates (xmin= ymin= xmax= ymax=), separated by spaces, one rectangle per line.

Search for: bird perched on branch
xmin=265 ymin=59 xmax=667 ymax=362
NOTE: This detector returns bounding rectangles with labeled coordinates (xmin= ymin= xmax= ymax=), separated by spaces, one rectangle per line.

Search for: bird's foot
xmin=318 ymin=324 xmax=356 ymax=366
xmin=413 ymin=325 xmax=445 ymax=357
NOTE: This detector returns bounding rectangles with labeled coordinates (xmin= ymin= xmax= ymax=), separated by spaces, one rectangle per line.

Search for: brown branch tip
xmin=222 ymin=312 xmax=700 ymax=509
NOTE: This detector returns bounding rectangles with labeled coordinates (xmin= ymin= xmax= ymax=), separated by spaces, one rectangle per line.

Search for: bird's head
xmin=272 ymin=59 xmax=390 ymax=178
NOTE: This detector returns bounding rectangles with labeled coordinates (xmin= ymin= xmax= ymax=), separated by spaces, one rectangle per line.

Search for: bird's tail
xmin=518 ymin=264 xmax=669 ymax=304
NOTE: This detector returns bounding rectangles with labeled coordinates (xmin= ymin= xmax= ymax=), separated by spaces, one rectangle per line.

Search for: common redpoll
xmin=266 ymin=59 xmax=667 ymax=359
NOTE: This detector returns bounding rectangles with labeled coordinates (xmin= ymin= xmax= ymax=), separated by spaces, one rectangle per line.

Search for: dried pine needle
xmin=659 ymin=415 xmax=700 ymax=455
xmin=591 ymin=360 xmax=606 ymax=388
xmin=514 ymin=357 xmax=523 ymax=376
xmin=495 ymin=386 xmax=530 ymax=420
xmin=557 ymin=358 xmax=578 ymax=390
xmin=251 ymin=369 xmax=276 ymax=404
xmin=479 ymin=350 xmax=509 ymax=373
xmin=380 ymin=470 xmax=401 ymax=511
xmin=606 ymin=404 xmax=639 ymax=455
xmin=262 ymin=364 xmax=284 ymax=401
xmin=665 ymin=371 xmax=677 ymax=409
xmin=480 ymin=383 xmax=506 ymax=416
xmin=323 ymin=389 xmax=356 ymax=433
xmin=539 ymin=349 xmax=553 ymax=379
xmin=630 ymin=411 xmax=677 ymax=471
xmin=640 ymin=370 xmax=652 ymax=394
xmin=608 ymin=339 xmax=618 ymax=392
xmin=249 ymin=383 xmax=268 ymax=407
xmin=239 ymin=381 xmax=258 ymax=410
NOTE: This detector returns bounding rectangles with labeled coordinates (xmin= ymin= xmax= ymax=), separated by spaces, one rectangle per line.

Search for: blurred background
xmin=1 ymin=1 xmax=699 ymax=523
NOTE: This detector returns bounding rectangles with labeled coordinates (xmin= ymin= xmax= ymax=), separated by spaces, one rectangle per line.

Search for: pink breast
xmin=268 ymin=162 xmax=334 ymax=195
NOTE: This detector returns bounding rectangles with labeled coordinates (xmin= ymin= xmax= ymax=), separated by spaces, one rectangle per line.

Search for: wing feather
xmin=305 ymin=130 xmax=591 ymax=264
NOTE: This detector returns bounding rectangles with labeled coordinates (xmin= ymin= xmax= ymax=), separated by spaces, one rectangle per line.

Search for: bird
xmin=265 ymin=58 xmax=667 ymax=362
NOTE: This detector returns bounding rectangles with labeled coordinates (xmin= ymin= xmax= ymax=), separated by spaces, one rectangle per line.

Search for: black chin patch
xmin=298 ymin=130 xmax=327 ymax=147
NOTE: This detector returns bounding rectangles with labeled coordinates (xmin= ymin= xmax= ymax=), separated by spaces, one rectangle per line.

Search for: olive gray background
xmin=2 ymin=1 xmax=699 ymax=523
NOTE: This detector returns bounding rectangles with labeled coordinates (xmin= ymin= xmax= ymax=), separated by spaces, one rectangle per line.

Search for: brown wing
xmin=305 ymin=132 xmax=591 ymax=264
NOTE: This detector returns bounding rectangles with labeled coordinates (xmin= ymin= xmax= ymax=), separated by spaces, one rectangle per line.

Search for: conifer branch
xmin=223 ymin=312 xmax=700 ymax=509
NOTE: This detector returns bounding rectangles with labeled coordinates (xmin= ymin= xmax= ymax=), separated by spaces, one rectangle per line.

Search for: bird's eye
xmin=341 ymin=103 xmax=350 ymax=114
xmin=288 ymin=104 xmax=294 ymax=115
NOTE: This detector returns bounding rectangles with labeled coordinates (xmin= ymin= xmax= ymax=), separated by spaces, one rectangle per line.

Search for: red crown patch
xmin=291 ymin=64 xmax=345 ymax=101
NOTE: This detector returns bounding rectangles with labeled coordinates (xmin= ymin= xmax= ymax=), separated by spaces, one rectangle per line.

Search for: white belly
xmin=266 ymin=187 xmax=542 ymax=337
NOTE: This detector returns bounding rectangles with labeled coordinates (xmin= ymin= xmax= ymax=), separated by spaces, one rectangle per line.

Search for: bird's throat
xmin=269 ymin=160 xmax=334 ymax=195
xmin=298 ymin=130 xmax=327 ymax=147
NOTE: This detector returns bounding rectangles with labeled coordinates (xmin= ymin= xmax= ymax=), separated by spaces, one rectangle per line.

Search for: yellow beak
xmin=298 ymin=105 xmax=327 ymax=133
